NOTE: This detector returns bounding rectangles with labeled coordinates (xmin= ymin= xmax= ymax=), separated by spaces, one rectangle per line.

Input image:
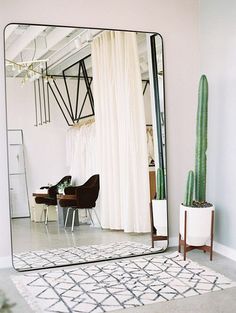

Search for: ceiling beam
xmin=47 ymin=29 xmax=101 ymax=73
xmin=6 ymin=25 xmax=47 ymax=60
xmin=48 ymin=34 xmax=147 ymax=76
xmin=14 ymin=27 xmax=76 ymax=77
xmin=34 ymin=27 xmax=76 ymax=60
xmin=47 ymin=45 xmax=91 ymax=75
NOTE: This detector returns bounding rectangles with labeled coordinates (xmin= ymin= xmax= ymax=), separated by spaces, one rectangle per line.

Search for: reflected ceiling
xmin=5 ymin=24 xmax=162 ymax=80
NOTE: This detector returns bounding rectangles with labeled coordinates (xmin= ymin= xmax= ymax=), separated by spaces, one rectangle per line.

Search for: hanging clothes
xmin=66 ymin=122 xmax=97 ymax=185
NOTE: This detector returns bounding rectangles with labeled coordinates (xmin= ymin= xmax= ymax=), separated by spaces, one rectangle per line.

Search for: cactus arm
xmin=160 ymin=168 xmax=164 ymax=199
xmin=184 ymin=170 xmax=194 ymax=206
xmin=156 ymin=168 xmax=161 ymax=200
xmin=156 ymin=168 xmax=164 ymax=200
xmin=195 ymin=75 xmax=208 ymax=202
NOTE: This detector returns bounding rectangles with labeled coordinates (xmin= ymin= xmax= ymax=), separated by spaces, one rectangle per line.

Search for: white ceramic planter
xmin=152 ymin=199 xmax=167 ymax=236
xmin=179 ymin=204 xmax=215 ymax=246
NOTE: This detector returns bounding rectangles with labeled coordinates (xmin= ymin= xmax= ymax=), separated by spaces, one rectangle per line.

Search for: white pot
xmin=152 ymin=199 xmax=167 ymax=236
xmin=179 ymin=204 xmax=215 ymax=246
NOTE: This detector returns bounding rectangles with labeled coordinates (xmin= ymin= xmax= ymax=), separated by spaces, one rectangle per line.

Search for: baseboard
xmin=168 ymin=236 xmax=178 ymax=247
xmin=0 ymin=256 xmax=12 ymax=269
xmin=213 ymin=241 xmax=236 ymax=262
xmin=168 ymin=236 xmax=236 ymax=262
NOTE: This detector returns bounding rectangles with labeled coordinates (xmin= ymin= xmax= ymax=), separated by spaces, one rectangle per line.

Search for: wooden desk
xmin=57 ymin=194 xmax=76 ymax=200
xmin=33 ymin=193 xmax=49 ymax=197
xmin=33 ymin=193 xmax=79 ymax=227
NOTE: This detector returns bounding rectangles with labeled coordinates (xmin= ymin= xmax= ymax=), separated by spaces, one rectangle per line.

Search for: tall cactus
xmin=184 ymin=170 xmax=194 ymax=206
xmin=195 ymin=75 xmax=208 ymax=202
xmin=156 ymin=168 xmax=164 ymax=200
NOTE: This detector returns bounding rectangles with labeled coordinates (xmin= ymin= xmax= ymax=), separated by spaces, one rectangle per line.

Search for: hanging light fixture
xmin=6 ymin=59 xmax=52 ymax=85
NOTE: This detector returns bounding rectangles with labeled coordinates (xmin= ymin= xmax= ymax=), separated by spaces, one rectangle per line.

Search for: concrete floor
xmin=0 ymin=247 xmax=235 ymax=313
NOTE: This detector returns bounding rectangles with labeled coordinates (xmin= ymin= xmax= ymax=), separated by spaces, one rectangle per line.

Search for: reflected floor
xmin=12 ymin=218 xmax=166 ymax=270
xmin=13 ymin=241 xmax=163 ymax=270
xmin=12 ymin=218 xmax=157 ymax=253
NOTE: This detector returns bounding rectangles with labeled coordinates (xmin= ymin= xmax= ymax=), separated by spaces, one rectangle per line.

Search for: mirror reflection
xmin=5 ymin=24 xmax=168 ymax=271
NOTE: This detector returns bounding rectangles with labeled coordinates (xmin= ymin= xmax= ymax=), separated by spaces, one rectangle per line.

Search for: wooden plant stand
xmin=150 ymin=202 xmax=168 ymax=248
xmin=179 ymin=210 xmax=214 ymax=261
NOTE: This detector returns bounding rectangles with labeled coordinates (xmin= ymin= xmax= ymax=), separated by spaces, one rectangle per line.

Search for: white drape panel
xmin=66 ymin=124 xmax=97 ymax=185
xmin=92 ymin=31 xmax=150 ymax=233
xmin=66 ymin=123 xmax=101 ymax=227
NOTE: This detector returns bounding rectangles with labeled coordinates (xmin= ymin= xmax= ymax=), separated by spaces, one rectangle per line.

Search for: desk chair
xmin=59 ymin=174 xmax=100 ymax=231
xmin=35 ymin=175 xmax=71 ymax=225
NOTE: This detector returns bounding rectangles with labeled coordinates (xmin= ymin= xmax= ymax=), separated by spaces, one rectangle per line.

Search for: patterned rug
xmin=13 ymin=241 xmax=163 ymax=270
xmin=12 ymin=252 xmax=236 ymax=313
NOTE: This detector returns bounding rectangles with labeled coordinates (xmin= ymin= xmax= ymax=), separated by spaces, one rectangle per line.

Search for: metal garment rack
xmin=43 ymin=54 xmax=94 ymax=126
xmin=33 ymin=53 xmax=150 ymax=127
xmin=33 ymin=68 xmax=51 ymax=126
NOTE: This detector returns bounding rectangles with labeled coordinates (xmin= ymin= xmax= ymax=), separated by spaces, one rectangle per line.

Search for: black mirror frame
xmin=3 ymin=22 xmax=168 ymax=272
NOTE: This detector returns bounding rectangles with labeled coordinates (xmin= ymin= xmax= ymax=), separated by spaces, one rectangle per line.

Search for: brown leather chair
xmin=59 ymin=174 xmax=100 ymax=231
xmin=35 ymin=175 xmax=71 ymax=225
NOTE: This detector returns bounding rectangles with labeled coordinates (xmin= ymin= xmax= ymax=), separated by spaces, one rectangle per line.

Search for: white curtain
xmin=66 ymin=123 xmax=97 ymax=185
xmin=92 ymin=31 xmax=150 ymax=233
xmin=66 ymin=123 xmax=101 ymax=227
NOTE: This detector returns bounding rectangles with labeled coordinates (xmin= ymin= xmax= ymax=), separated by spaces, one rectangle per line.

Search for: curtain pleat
xmin=92 ymin=31 xmax=150 ymax=233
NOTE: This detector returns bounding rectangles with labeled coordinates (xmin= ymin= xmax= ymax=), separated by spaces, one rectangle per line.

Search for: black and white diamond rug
xmin=13 ymin=241 xmax=162 ymax=270
xmin=12 ymin=252 xmax=236 ymax=313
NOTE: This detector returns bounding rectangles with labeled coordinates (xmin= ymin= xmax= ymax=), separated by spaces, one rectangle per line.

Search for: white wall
xmin=200 ymin=0 xmax=236 ymax=250
xmin=0 ymin=0 xmax=199 ymax=266
xmin=6 ymin=78 xmax=69 ymax=201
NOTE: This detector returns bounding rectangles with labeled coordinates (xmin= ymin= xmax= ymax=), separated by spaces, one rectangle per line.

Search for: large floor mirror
xmin=4 ymin=23 xmax=168 ymax=271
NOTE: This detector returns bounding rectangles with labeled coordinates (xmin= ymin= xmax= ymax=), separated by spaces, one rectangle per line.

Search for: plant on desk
xmin=58 ymin=181 xmax=71 ymax=194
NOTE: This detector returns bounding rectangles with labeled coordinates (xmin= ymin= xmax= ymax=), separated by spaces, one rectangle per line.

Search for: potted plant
xmin=0 ymin=291 xmax=14 ymax=313
xmin=179 ymin=75 xmax=215 ymax=258
xmin=152 ymin=167 xmax=167 ymax=236
xmin=58 ymin=180 xmax=71 ymax=194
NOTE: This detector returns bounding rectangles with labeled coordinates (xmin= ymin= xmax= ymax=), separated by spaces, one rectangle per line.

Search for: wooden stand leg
xmin=179 ymin=209 xmax=214 ymax=261
xmin=184 ymin=210 xmax=187 ymax=261
xmin=178 ymin=233 xmax=181 ymax=253
xmin=210 ymin=210 xmax=214 ymax=261
xmin=150 ymin=202 xmax=154 ymax=248
xmin=151 ymin=237 xmax=154 ymax=248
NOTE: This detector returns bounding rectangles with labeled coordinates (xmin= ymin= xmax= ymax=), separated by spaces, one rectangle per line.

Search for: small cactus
xmin=183 ymin=170 xmax=194 ymax=206
xmin=156 ymin=168 xmax=165 ymax=200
